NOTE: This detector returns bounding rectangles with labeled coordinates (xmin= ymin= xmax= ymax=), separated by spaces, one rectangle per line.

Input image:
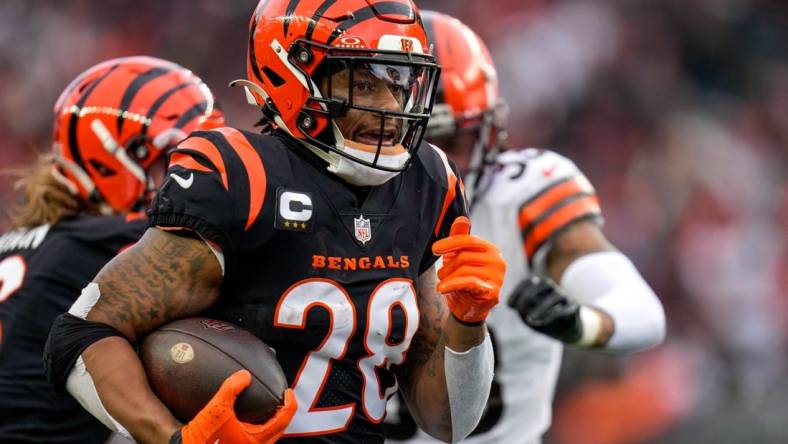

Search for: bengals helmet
xmin=421 ymin=11 xmax=508 ymax=176
xmin=52 ymin=56 xmax=225 ymax=213
xmin=236 ymin=0 xmax=440 ymax=173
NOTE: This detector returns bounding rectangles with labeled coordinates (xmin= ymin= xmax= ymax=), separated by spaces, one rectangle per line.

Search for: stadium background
xmin=0 ymin=0 xmax=785 ymax=442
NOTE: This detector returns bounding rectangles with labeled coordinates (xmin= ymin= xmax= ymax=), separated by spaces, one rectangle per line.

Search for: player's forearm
xmin=79 ymin=337 xmax=180 ymax=444
xmin=579 ymin=306 xmax=615 ymax=346
xmin=444 ymin=315 xmax=487 ymax=351
xmin=399 ymin=318 xmax=492 ymax=442
xmin=398 ymin=338 xmax=451 ymax=442
xmin=397 ymin=295 xmax=451 ymax=440
xmin=545 ymin=221 xmax=665 ymax=351
xmin=50 ymin=228 xmax=223 ymax=443
xmin=561 ymin=252 xmax=666 ymax=352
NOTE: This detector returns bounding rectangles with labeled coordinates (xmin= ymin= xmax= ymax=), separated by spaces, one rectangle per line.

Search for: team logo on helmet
xmin=401 ymin=38 xmax=414 ymax=53
xmin=354 ymin=215 xmax=372 ymax=245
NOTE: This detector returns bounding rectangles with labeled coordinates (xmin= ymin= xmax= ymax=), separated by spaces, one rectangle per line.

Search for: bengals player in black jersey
xmin=0 ymin=56 xmax=224 ymax=443
xmin=45 ymin=1 xmax=507 ymax=444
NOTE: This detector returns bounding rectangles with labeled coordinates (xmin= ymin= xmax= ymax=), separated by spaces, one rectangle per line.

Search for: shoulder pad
xmin=479 ymin=149 xmax=590 ymax=204
xmin=415 ymin=142 xmax=460 ymax=191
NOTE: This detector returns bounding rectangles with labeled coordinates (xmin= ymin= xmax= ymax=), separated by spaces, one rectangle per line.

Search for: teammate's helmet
xmin=238 ymin=0 xmax=440 ymax=174
xmin=421 ymin=11 xmax=508 ymax=175
xmin=52 ymin=56 xmax=225 ymax=213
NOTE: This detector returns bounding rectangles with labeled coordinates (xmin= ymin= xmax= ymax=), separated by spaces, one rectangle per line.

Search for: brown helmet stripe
xmin=117 ymin=67 xmax=171 ymax=134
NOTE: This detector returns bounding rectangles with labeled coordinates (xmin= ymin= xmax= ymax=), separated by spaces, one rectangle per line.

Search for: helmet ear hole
xmin=88 ymin=159 xmax=117 ymax=177
xmin=263 ymin=67 xmax=286 ymax=88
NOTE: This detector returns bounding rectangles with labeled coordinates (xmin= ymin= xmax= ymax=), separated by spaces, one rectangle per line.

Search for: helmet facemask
xmin=289 ymin=41 xmax=441 ymax=176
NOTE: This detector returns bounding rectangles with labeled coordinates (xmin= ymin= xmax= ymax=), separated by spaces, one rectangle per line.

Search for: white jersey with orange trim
xmin=385 ymin=148 xmax=602 ymax=444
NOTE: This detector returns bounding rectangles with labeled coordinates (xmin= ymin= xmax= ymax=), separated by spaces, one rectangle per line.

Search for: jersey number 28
xmin=275 ymin=278 xmax=419 ymax=437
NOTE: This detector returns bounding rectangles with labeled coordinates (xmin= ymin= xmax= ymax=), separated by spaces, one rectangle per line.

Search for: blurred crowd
xmin=1 ymin=0 xmax=785 ymax=443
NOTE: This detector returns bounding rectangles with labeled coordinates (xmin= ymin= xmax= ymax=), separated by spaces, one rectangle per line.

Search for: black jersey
xmin=0 ymin=214 xmax=145 ymax=443
xmin=148 ymin=128 xmax=467 ymax=443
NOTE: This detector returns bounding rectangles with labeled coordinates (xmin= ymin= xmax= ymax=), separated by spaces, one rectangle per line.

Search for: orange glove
xmin=432 ymin=217 xmax=506 ymax=324
xmin=178 ymin=370 xmax=297 ymax=444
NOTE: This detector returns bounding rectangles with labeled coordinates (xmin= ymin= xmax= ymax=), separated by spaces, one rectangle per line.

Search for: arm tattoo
xmin=88 ymin=228 xmax=222 ymax=342
xmin=402 ymin=268 xmax=446 ymax=380
xmin=406 ymin=278 xmax=447 ymax=377
xmin=395 ymin=266 xmax=453 ymax=436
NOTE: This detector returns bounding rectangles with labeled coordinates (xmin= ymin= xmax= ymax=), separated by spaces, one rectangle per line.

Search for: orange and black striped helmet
xmin=52 ymin=56 xmax=225 ymax=213
xmin=238 ymin=0 xmax=441 ymax=173
xmin=422 ymin=11 xmax=508 ymax=175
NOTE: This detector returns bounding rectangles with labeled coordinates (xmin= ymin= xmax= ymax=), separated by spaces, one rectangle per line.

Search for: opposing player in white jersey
xmin=384 ymin=11 xmax=666 ymax=444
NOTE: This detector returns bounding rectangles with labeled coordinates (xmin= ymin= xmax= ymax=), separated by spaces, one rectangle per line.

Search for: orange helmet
xmin=421 ymin=11 xmax=508 ymax=175
xmin=52 ymin=56 xmax=225 ymax=213
xmin=237 ymin=0 xmax=440 ymax=173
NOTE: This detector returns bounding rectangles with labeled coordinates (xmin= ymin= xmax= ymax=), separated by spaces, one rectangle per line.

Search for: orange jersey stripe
xmin=213 ymin=127 xmax=267 ymax=231
xmin=176 ymin=136 xmax=228 ymax=189
xmin=523 ymin=195 xmax=601 ymax=257
xmin=169 ymin=151 xmax=213 ymax=173
xmin=432 ymin=146 xmax=459 ymax=236
xmin=518 ymin=176 xmax=595 ymax=231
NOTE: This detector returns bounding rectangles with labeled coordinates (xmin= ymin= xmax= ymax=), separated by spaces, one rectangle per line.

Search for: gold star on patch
xmin=284 ymin=221 xmax=290 ymax=228
xmin=301 ymin=223 xmax=307 ymax=229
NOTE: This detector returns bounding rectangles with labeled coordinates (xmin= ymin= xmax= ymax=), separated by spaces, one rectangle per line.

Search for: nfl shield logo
xmin=354 ymin=215 xmax=372 ymax=244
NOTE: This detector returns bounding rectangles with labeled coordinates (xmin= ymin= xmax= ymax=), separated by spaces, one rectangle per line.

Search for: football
xmin=140 ymin=317 xmax=287 ymax=424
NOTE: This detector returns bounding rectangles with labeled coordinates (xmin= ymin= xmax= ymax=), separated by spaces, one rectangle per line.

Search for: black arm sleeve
xmin=43 ymin=313 xmax=124 ymax=394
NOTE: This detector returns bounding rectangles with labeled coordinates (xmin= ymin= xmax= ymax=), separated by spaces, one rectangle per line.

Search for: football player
xmin=44 ymin=1 xmax=506 ymax=444
xmin=384 ymin=11 xmax=666 ymax=444
xmin=0 ymin=56 xmax=224 ymax=443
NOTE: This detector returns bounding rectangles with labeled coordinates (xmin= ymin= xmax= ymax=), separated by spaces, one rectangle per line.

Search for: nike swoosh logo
xmin=542 ymin=164 xmax=558 ymax=178
xmin=170 ymin=172 xmax=194 ymax=189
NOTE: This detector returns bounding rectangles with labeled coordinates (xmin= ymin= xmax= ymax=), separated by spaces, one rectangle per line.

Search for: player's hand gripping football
xmin=432 ymin=217 xmax=506 ymax=324
xmin=175 ymin=370 xmax=296 ymax=444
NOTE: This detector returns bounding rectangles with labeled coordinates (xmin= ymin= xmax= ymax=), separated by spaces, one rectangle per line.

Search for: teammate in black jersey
xmin=0 ymin=56 xmax=224 ymax=443
xmin=45 ymin=1 xmax=507 ymax=444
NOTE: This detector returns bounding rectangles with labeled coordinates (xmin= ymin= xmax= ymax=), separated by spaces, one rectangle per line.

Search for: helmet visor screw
xmin=298 ymin=49 xmax=312 ymax=64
